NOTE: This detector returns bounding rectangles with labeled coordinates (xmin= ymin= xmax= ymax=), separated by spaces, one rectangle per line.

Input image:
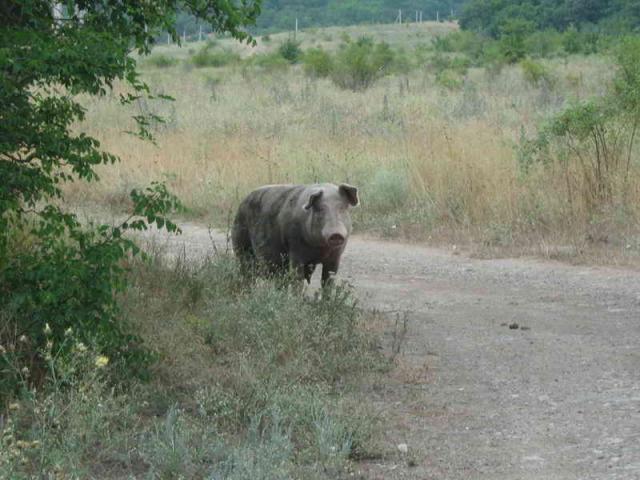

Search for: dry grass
xmin=65 ymin=23 xmax=640 ymax=265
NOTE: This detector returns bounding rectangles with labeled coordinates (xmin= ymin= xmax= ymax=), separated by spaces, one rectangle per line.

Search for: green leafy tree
xmin=498 ymin=18 xmax=535 ymax=63
xmin=0 ymin=0 xmax=260 ymax=391
xmin=460 ymin=0 xmax=640 ymax=36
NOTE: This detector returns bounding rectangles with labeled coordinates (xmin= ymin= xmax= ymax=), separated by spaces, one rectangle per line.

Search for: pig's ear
xmin=339 ymin=184 xmax=359 ymax=207
xmin=303 ymin=189 xmax=323 ymax=210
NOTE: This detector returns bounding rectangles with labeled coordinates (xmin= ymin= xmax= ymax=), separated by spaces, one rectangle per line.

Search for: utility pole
xmin=415 ymin=10 xmax=418 ymax=23
xmin=436 ymin=11 xmax=440 ymax=22
xmin=295 ymin=17 xmax=298 ymax=39
xmin=398 ymin=9 xmax=402 ymax=24
xmin=167 ymin=32 xmax=171 ymax=45
xmin=182 ymin=29 xmax=186 ymax=43
xmin=420 ymin=11 xmax=423 ymax=23
xmin=199 ymin=25 xmax=202 ymax=42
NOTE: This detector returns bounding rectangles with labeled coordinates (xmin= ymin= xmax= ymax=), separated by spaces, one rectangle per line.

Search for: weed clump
xmin=145 ymin=54 xmax=179 ymax=68
xmin=191 ymin=45 xmax=241 ymax=68
xmin=1 ymin=251 xmax=385 ymax=477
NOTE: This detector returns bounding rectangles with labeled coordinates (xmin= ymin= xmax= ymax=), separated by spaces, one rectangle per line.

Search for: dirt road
xmin=143 ymin=222 xmax=640 ymax=480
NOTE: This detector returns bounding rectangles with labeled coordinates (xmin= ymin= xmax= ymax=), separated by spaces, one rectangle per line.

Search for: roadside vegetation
xmin=1 ymin=250 xmax=386 ymax=477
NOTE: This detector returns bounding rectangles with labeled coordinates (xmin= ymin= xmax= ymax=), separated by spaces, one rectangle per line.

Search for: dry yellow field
xmin=67 ymin=22 xmax=640 ymax=263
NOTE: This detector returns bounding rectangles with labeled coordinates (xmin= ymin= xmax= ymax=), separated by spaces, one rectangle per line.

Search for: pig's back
xmin=237 ymin=185 xmax=306 ymax=260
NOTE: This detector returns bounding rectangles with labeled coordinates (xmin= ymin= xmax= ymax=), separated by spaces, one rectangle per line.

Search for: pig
xmin=232 ymin=183 xmax=359 ymax=286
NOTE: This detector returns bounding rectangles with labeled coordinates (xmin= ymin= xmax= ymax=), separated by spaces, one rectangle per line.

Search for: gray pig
xmin=232 ymin=183 xmax=359 ymax=286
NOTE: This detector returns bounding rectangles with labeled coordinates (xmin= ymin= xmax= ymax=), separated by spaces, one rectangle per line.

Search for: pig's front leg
xmin=321 ymin=260 xmax=339 ymax=288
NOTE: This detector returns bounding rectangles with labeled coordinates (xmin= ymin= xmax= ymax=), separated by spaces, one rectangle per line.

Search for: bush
xmin=145 ymin=54 xmax=179 ymax=68
xmin=278 ymin=38 xmax=303 ymax=64
xmin=0 ymin=184 xmax=181 ymax=403
xmin=524 ymin=30 xmax=563 ymax=58
xmin=560 ymin=26 xmax=601 ymax=55
xmin=303 ymin=47 xmax=333 ymax=78
xmin=614 ymin=36 xmax=640 ymax=118
xmin=436 ymin=69 xmax=465 ymax=90
xmin=498 ymin=19 xmax=536 ymax=64
xmin=520 ymin=58 xmax=555 ymax=88
xmin=331 ymin=37 xmax=396 ymax=91
xmin=248 ymin=52 xmax=290 ymax=73
xmin=433 ymin=30 xmax=487 ymax=62
xmin=562 ymin=25 xmax=581 ymax=54
xmin=191 ymin=45 xmax=241 ymax=68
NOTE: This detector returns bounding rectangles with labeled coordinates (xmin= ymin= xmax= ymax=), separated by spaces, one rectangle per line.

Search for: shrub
xmin=524 ymin=30 xmax=563 ymax=58
xmin=191 ymin=46 xmax=241 ymax=68
xmin=303 ymin=47 xmax=333 ymax=78
xmin=561 ymin=25 xmax=579 ymax=54
xmin=331 ymin=37 xmax=395 ymax=91
xmin=145 ymin=54 xmax=179 ymax=68
xmin=429 ymin=53 xmax=470 ymax=84
xmin=520 ymin=58 xmax=555 ymax=88
xmin=498 ymin=18 xmax=536 ymax=64
xmin=433 ymin=30 xmax=487 ymax=61
xmin=278 ymin=38 xmax=303 ymax=64
xmin=614 ymin=36 xmax=640 ymax=119
xmin=0 ymin=183 xmax=181 ymax=403
xmin=248 ymin=52 xmax=290 ymax=73
xmin=546 ymin=100 xmax=626 ymax=209
xmin=436 ymin=69 xmax=464 ymax=90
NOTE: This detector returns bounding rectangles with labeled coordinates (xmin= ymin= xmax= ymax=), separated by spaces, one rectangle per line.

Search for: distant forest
xmin=460 ymin=0 xmax=640 ymax=36
xmin=171 ymin=0 xmax=640 ymax=38
xmin=254 ymin=0 xmax=465 ymax=32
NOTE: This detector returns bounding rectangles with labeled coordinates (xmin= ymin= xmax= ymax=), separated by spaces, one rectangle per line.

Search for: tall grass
xmin=67 ymin=28 xmax=640 ymax=259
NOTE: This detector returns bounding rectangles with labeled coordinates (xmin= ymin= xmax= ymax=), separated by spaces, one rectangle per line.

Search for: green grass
xmin=0 ymin=250 xmax=387 ymax=478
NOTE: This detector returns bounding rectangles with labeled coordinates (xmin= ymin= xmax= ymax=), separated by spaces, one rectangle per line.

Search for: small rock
xmin=397 ymin=443 xmax=408 ymax=454
xmin=509 ymin=322 xmax=519 ymax=329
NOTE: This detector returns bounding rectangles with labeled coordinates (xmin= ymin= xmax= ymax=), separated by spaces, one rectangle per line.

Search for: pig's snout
xmin=327 ymin=233 xmax=346 ymax=247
